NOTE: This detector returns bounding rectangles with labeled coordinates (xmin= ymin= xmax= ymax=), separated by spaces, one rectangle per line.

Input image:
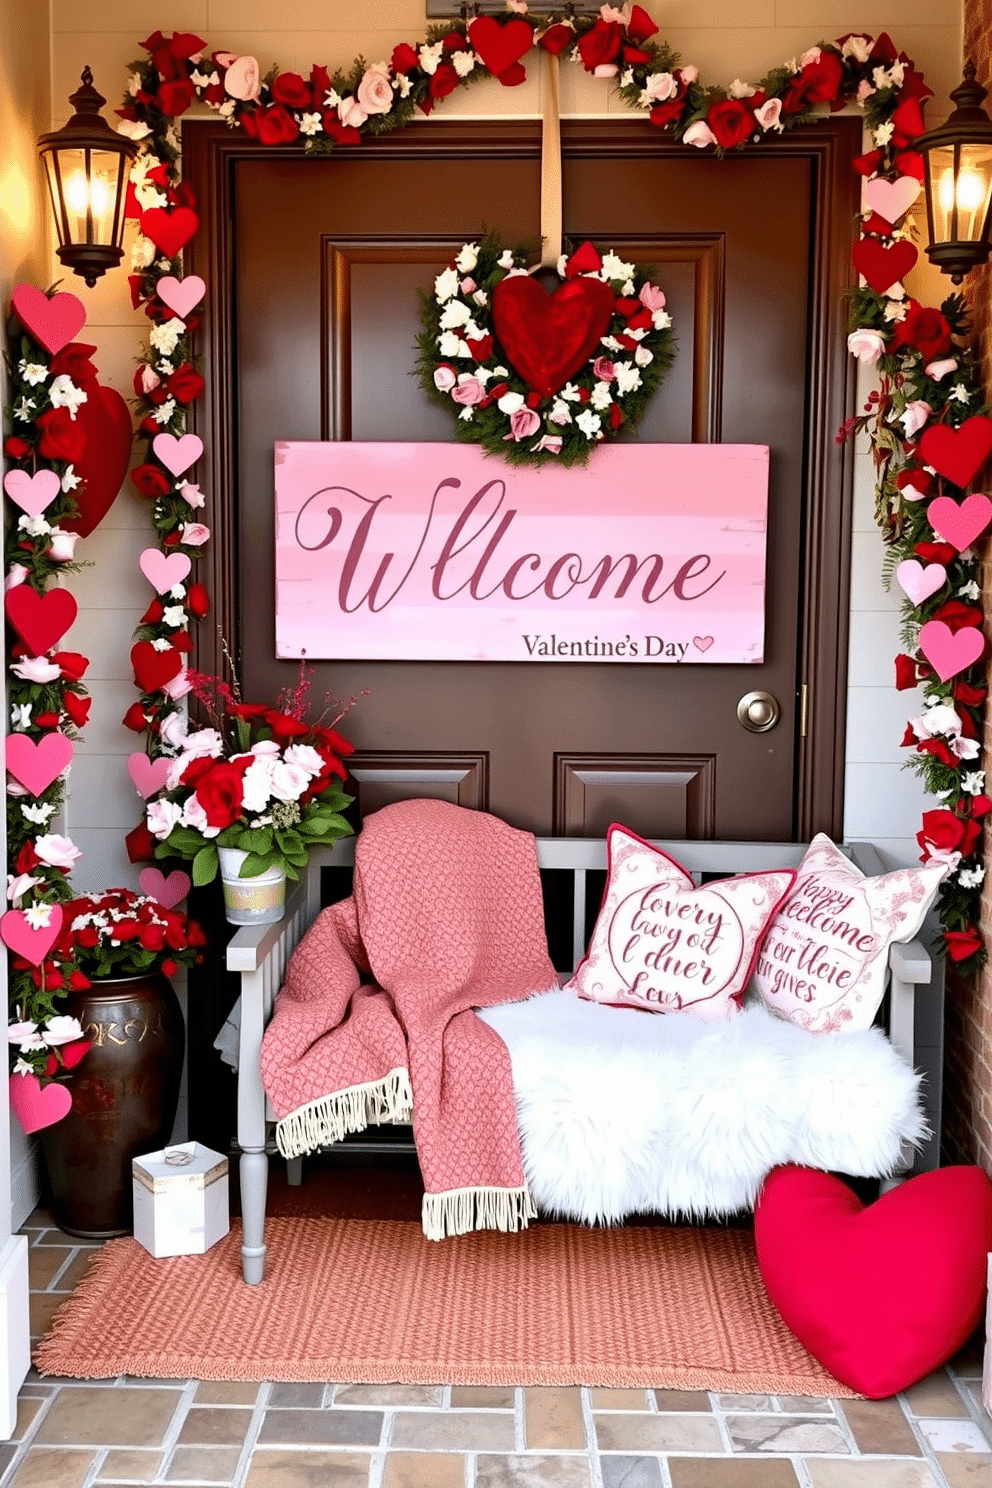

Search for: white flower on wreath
xmin=455 ymin=243 xmax=479 ymax=274
xmin=20 ymin=802 xmax=54 ymax=826
xmin=150 ymin=319 xmax=184 ymax=355
xmin=590 ymin=382 xmax=613 ymax=412
xmin=13 ymin=398 xmax=34 ymax=421
xmin=640 ymin=72 xmax=678 ymax=107
xmin=61 ymin=465 xmax=81 ymax=493
xmin=874 ymin=121 xmax=895 ymax=147
xmin=684 ymin=119 xmax=717 ymax=149
xmin=147 ymin=799 xmax=183 ymax=840
xmin=962 ymin=770 xmax=986 ymax=795
xmin=19 ymin=513 xmax=51 ymax=537
xmin=152 ymin=398 xmax=177 ymax=426
xmin=10 ymin=703 xmax=31 ymax=731
xmin=116 ymin=118 xmax=151 ymax=141
xmin=182 ymin=795 xmax=219 ymax=837
xmin=419 ymin=42 xmax=443 ymax=75
xmin=18 ymin=361 xmax=47 ymax=387
xmin=615 ymin=362 xmax=642 ymax=394
xmin=959 ymin=578 xmax=981 ymax=601
xmin=497 ymin=390 xmax=525 ymax=415
xmin=434 ymin=266 xmax=460 ymax=303
xmin=437 ymin=332 xmax=470 ymax=358
xmin=959 ymin=864 xmax=986 ymax=889
xmin=729 ymin=78 xmax=757 ymax=98
xmin=44 ymin=1016 xmax=85 ymax=1046
xmin=635 ymin=345 xmax=654 ymax=367
xmin=847 ymin=328 xmax=886 ymax=365
xmin=439 ymin=300 xmax=472 ymax=331
xmin=576 ymin=409 xmax=603 ymax=440
xmin=549 ymin=399 xmax=572 ymax=425
xmin=600 ymin=251 xmax=634 ymax=282
xmin=8 ymin=1023 xmax=44 ymax=1052
xmin=10 ymin=656 xmax=60 ymax=684
xmin=7 ymin=873 xmax=41 ymax=905
xmin=48 ymin=529 xmax=80 ymax=562
xmin=497 ymin=250 xmax=516 ymax=269
xmin=298 ymin=112 xmax=323 ymax=136
xmin=842 ymin=34 xmax=873 ymax=63
xmin=396 ymin=75 xmax=413 ymax=99
xmin=459 ymin=407 xmax=475 ymax=421
xmin=453 ymin=51 xmax=476 ymax=78
xmin=898 ymin=400 xmax=931 ymax=438
xmin=560 ymin=383 xmax=582 ymax=403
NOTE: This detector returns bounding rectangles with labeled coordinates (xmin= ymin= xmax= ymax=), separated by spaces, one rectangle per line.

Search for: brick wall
xmin=943 ymin=0 xmax=992 ymax=1167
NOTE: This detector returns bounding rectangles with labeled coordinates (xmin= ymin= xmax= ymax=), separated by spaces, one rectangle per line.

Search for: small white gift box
xmin=132 ymin=1142 xmax=229 ymax=1258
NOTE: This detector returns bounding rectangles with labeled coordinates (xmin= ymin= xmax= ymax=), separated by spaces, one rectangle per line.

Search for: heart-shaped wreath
xmin=416 ymin=236 xmax=675 ymax=466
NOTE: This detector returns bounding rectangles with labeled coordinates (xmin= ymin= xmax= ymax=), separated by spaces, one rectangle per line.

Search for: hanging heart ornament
xmin=416 ymin=235 xmax=675 ymax=467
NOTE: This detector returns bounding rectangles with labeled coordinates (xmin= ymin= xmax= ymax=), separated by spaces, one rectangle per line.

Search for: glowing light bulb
xmin=938 ymin=168 xmax=956 ymax=214
xmin=63 ymin=170 xmax=111 ymax=223
xmin=957 ymin=167 xmax=986 ymax=211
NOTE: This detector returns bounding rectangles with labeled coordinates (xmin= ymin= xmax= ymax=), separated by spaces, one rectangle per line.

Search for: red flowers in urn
xmin=53 ymin=888 xmax=206 ymax=985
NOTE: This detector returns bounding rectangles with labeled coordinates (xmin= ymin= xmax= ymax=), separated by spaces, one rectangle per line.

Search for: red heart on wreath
xmin=11 ymin=285 xmax=86 ymax=356
xmin=60 ymin=383 xmax=133 ymax=538
xmin=130 ymin=639 xmax=183 ymax=693
xmin=851 ymin=236 xmax=918 ymax=293
xmin=492 ymin=274 xmax=617 ymax=401
xmin=5 ymin=586 xmax=78 ymax=657
xmin=468 ymin=16 xmax=533 ymax=80
xmin=140 ymin=206 xmax=199 ymax=258
xmin=918 ymin=416 xmax=992 ymax=490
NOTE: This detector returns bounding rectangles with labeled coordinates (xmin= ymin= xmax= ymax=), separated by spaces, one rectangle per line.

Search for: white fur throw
xmin=479 ymin=990 xmax=927 ymax=1225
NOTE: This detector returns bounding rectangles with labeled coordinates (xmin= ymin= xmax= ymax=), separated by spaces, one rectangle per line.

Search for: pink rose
xmin=434 ymin=364 xmax=457 ymax=392
xmin=925 ymin=358 xmax=958 ymax=381
xmin=506 ymin=407 xmax=541 ymax=442
xmin=460 ymin=277 xmax=477 ymax=294
xmin=593 ymin=357 xmax=616 ymax=382
xmin=180 ymin=523 xmax=211 ymax=546
xmin=4 ymin=564 xmax=29 ymax=591
xmin=899 ymin=400 xmax=932 ymax=439
xmin=162 ymin=670 xmax=193 ymax=701
xmin=678 ymin=66 xmax=699 ymax=85
xmin=755 ymin=98 xmax=783 ymax=132
xmin=847 ymin=328 xmax=886 ymax=365
xmin=47 ymin=530 xmax=80 ymax=562
xmin=338 ymin=95 xmax=368 ymax=129
xmin=356 ymin=65 xmax=393 ymax=116
xmin=594 ymin=64 xmax=619 ymax=78
xmin=639 ymin=282 xmax=666 ymax=312
xmin=224 ymin=55 xmax=262 ymax=102
xmin=138 ymin=365 xmax=161 ymax=394
xmin=642 ymin=73 xmax=678 ymax=105
xmin=532 ymin=435 xmax=563 ymax=455
xmin=683 ymin=119 xmax=717 ymax=148
xmin=452 ymin=376 xmax=484 ymax=406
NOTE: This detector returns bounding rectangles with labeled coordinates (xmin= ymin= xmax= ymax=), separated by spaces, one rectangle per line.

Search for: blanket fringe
xmin=422 ymin=1185 xmax=538 ymax=1241
xmin=275 ymin=1067 xmax=414 ymax=1159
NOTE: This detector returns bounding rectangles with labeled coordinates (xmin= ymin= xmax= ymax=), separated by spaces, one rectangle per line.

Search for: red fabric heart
xmin=60 ymin=384 xmax=133 ymax=538
xmin=4 ymin=586 xmax=78 ymax=657
xmin=918 ymin=417 xmax=992 ymax=490
xmin=492 ymin=274 xmax=616 ymax=400
xmin=755 ymin=1165 xmax=992 ymax=1398
xmin=851 ymin=237 xmax=918 ymax=293
xmin=467 ymin=16 xmax=533 ymax=80
xmin=11 ymin=285 xmax=86 ymax=356
xmin=140 ymin=206 xmax=200 ymax=258
xmin=130 ymin=640 xmax=183 ymax=693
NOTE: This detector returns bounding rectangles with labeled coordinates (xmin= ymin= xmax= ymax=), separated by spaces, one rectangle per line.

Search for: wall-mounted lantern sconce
xmin=37 ymin=67 xmax=136 ymax=288
xmin=917 ymin=61 xmax=992 ymax=284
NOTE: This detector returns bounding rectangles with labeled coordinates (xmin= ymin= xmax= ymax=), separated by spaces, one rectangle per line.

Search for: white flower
xmin=455 ymin=243 xmax=479 ymax=274
xmin=147 ymin=799 xmax=183 ymax=839
xmin=324 ymin=88 xmax=341 ymax=108
xmin=549 ymin=399 xmax=572 ymax=426
xmin=729 ymin=78 xmax=756 ymax=98
xmin=161 ymin=604 xmax=186 ymax=628
xmin=178 ymin=481 xmax=206 ymax=509
xmin=284 ymin=744 xmax=324 ymax=777
xmin=241 ymin=757 xmax=275 ymax=814
xmin=434 ymin=266 xmax=460 ymax=303
xmin=19 ymin=513 xmax=52 ymax=538
xmin=497 ymin=391 xmax=525 ymax=415
xmin=18 ymin=361 xmax=47 ymax=386
xmin=11 ymin=657 xmax=60 ymax=684
xmin=437 ymin=331 xmax=470 ymax=358
xmin=472 ymin=289 xmax=488 ymax=308
xmin=13 ymin=398 xmax=34 ymax=421
xmin=898 ymin=400 xmax=932 ymax=439
xmin=883 ymin=297 xmax=909 ymax=323
xmin=600 ymin=251 xmax=634 ymax=282
xmin=20 ymin=802 xmax=55 ymax=825
xmin=50 ymin=376 xmax=88 ymax=419
xmin=962 ymin=771 xmax=987 ymax=795
xmin=949 ymin=384 xmax=972 ymax=405
xmin=439 ymin=299 xmax=472 ymax=330
xmin=48 ymin=528 xmax=80 ymax=562
xmin=419 ymin=41 xmax=443 ymax=75
xmin=842 ymin=34 xmax=873 ymax=63
xmin=497 ymin=250 xmax=516 ymax=269
xmin=600 ymin=336 xmax=623 ymax=352
xmin=10 ymin=703 xmax=31 ymax=731
xmin=44 ymin=1016 xmax=85 ymax=1046
xmin=149 ymin=319 xmax=185 ymax=355
xmin=873 ymin=62 xmax=905 ymax=91
xmin=959 ymin=864 xmax=986 ymax=888
xmin=576 ymin=409 xmax=603 ymax=440
xmin=152 ymin=398 xmax=177 ymax=426
xmin=396 ymin=74 xmax=412 ymax=99
xmin=218 ymin=99 xmax=237 ymax=120
xmin=959 ymin=579 xmax=981 ymax=600
xmin=33 ymin=834 xmax=82 ymax=870
xmin=614 ymin=362 xmax=642 ymax=394
xmin=684 ymin=119 xmax=717 ymax=149
xmin=7 ymin=1022 xmax=40 ymax=1048
xmin=7 ymin=873 xmax=41 ymax=905
xmin=492 ymin=366 xmax=508 ymax=377
xmin=116 ymin=118 xmax=151 ymax=141
xmin=453 ymin=50 xmax=476 ymax=78
xmin=874 ymin=122 xmax=895 ymax=147
xmin=458 ymin=406 xmax=474 ymax=422
xmin=590 ymin=381 xmax=613 ymax=411
xmin=298 ymin=112 xmax=323 ymax=136
xmin=639 ymin=72 xmax=677 ymax=107
xmin=269 ymin=761 xmax=311 ymax=801
xmin=22 ymin=902 xmax=54 ymax=930
xmin=847 ymin=328 xmax=886 ymax=365
xmin=191 ymin=68 xmax=219 ymax=89
xmin=560 ymin=383 xmax=582 ymax=403
xmin=634 ymin=345 xmax=654 ymax=367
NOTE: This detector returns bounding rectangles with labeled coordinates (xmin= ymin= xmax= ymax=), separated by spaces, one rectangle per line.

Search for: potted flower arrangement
xmin=27 ymin=888 xmax=206 ymax=1238
xmin=144 ymin=667 xmax=356 ymax=924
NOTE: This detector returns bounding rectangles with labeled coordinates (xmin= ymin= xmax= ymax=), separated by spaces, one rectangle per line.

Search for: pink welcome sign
xmin=274 ymin=442 xmax=769 ymax=663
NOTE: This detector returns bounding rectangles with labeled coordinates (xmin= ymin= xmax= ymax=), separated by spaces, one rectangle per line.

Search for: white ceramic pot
xmin=217 ymin=846 xmax=286 ymax=925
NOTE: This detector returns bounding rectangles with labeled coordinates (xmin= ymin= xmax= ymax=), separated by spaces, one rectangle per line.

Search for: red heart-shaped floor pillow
xmin=491 ymin=273 xmax=616 ymax=401
xmin=755 ymin=1164 xmax=992 ymax=1398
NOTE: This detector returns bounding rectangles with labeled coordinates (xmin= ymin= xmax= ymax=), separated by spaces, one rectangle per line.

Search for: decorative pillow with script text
xmin=567 ymin=824 xmax=796 ymax=1022
xmin=752 ymin=834 xmax=945 ymax=1034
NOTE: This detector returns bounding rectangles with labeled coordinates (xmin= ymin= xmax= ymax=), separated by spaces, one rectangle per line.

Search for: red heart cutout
xmin=131 ymin=640 xmax=183 ymax=694
xmin=140 ymin=206 xmax=200 ymax=258
xmin=851 ymin=237 xmax=918 ymax=294
xmin=4 ymin=586 xmax=78 ymax=656
xmin=11 ymin=284 xmax=86 ymax=356
xmin=9 ymin=1073 xmax=71 ymax=1135
xmin=467 ymin=16 xmax=534 ymax=79
xmin=492 ymin=274 xmax=617 ymax=401
xmin=60 ymin=383 xmax=133 ymax=538
xmin=918 ymin=416 xmax=992 ymax=490
xmin=755 ymin=1165 xmax=992 ymax=1398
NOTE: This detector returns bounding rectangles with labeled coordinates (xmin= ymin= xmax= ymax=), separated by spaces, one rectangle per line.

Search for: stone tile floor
xmin=8 ymin=1206 xmax=992 ymax=1487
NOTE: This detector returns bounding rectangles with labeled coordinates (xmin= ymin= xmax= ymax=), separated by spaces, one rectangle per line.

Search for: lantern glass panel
xmin=45 ymin=146 xmax=122 ymax=247
xmin=954 ymin=141 xmax=992 ymax=241
xmin=929 ymin=143 xmax=958 ymax=242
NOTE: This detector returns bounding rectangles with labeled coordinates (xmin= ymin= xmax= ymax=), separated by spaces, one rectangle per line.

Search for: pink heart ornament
xmin=156 ymin=274 xmax=206 ymax=319
xmin=127 ymin=752 xmax=172 ymax=798
xmin=692 ymin=636 xmax=714 ymax=653
xmin=9 ymin=1073 xmax=71 ymax=1135
xmin=139 ymin=867 xmax=192 ymax=909
xmin=863 ymin=175 xmax=922 ymax=224
xmin=3 ymin=469 xmax=61 ymax=518
xmin=896 ymin=559 xmax=946 ymax=606
xmin=0 ymin=904 xmax=63 ymax=966
xmin=152 ymin=432 xmax=204 ymax=478
xmin=138 ymin=548 xmax=192 ymax=594
xmin=6 ymin=732 xmax=73 ymax=795
xmin=11 ymin=284 xmax=86 ymax=356
xmin=918 ymin=620 xmax=986 ymax=682
xmin=927 ymin=493 xmax=992 ymax=552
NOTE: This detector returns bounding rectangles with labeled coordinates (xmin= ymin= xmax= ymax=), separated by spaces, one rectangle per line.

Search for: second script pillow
xmin=567 ymin=824 xmax=796 ymax=1022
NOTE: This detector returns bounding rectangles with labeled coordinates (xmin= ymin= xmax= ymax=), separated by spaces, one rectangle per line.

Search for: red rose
xmin=125 ymin=822 xmax=157 ymax=863
xmin=930 ymin=598 xmax=983 ymax=632
xmin=255 ymin=104 xmax=300 ymax=146
xmin=894 ymin=653 xmax=919 ymax=690
xmin=626 ymin=4 xmax=659 ymax=42
xmin=140 ymin=923 xmax=167 ymax=952
xmin=429 ymin=64 xmax=459 ymax=101
xmin=50 ymin=342 xmax=99 ymax=388
xmin=538 ymin=24 xmax=574 ymax=56
xmin=577 ymin=19 xmax=622 ymax=72
xmin=442 ymin=34 xmax=468 ymax=53
xmin=187 ymin=583 xmax=210 ymax=618
xmin=954 ymin=680 xmax=988 ymax=707
xmin=131 ymin=463 xmax=173 ymax=499
xmin=391 ymin=43 xmax=419 ymax=74
xmin=322 ymin=115 xmax=362 ymax=145
xmin=914 ymin=540 xmax=954 ymax=565
xmin=707 ymin=98 xmax=755 ymax=149
xmin=265 ymin=709 xmax=309 ymax=741
xmin=195 ymin=761 xmax=246 ymax=829
xmin=165 ymin=31 xmax=206 ymax=61
xmin=15 ymin=842 xmax=39 ymax=874
xmin=226 ymin=702 xmax=269 ymax=719
xmin=943 ymin=926 xmax=984 ymax=962
xmin=181 ymin=755 xmax=220 ymax=788
xmin=166 ymin=364 xmax=205 ymax=403
xmin=970 ymin=794 xmax=992 ymax=817
xmin=467 ymin=335 xmax=494 ymax=362
xmin=4 ymin=436 xmax=31 ymax=460
xmin=53 ymin=651 xmax=89 ymax=681
xmin=68 ymin=973 xmax=91 ymax=991
xmin=564 ymin=241 xmax=602 ymax=278
xmin=271 ymin=72 xmax=312 ymax=108
xmin=34 ymin=712 xmax=61 ymax=729
xmin=161 ymin=958 xmax=179 ymax=978
xmin=609 ymin=402 xmax=624 ymax=430
xmin=783 ymin=50 xmax=844 ymax=114
xmin=62 ymin=691 xmax=91 ymax=729
xmin=889 ymin=301 xmax=953 ymax=362
xmin=650 ymin=98 xmax=685 ymax=129
xmin=112 ymin=920 xmax=143 ymax=941
xmin=309 ymin=64 xmax=331 ymax=97
xmin=892 ymin=96 xmax=926 ymax=144
xmin=919 ymin=809 xmax=964 ymax=851
xmin=36 ymin=407 xmax=86 ymax=463
xmin=915 ymin=738 xmax=958 ymax=767
xmin=158 ymin=78 xmax=195 ymax=116
xmin=141 ymin=598 xmax=165 ymax=624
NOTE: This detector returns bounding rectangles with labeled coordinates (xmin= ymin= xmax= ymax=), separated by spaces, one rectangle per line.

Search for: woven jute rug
xmin=34 ymin=1216 xmax=852 ymax=1393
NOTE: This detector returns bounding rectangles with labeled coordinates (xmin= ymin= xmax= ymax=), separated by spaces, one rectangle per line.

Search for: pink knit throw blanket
xmin=260 ymin=798 xmax=556 ymax=1239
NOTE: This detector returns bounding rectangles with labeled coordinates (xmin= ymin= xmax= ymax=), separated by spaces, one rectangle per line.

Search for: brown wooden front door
xmin=184 ymin=117 xmax=858 ymax=1145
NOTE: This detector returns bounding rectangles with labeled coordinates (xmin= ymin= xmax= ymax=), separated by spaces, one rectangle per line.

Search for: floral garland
xmin=114 ymin=9 xmax=989 ymax=970
xmin=416 ymin=235 xmax=675 ymax=465
xmin=2 ymin=307 xmax=94 ymax=1076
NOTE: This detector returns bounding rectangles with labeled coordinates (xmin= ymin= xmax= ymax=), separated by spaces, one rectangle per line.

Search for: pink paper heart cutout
xmin=156 ymin=274 xmax=206 ymax=319
xmin=927 ymin=493 xmax=992 ymax=552
xmin=918 ymin=620 xmax=986 ymax=682
xmin=863 ymin=175 xmax=922 ymax=225
xmin=895 ymin=559 xmax=947 ymax=606
xmin=127 ymin=752 xmax=172 ymax=799
xmin=1 ymin=903 xmax=63 ymax=966
xmin=3 ymin=469 xmax=61 ymax=518
xmin=692 ymin=636 xmax=714 ymax=653
xmin=6 ymin=732 xmax=73 ymax=795
xmin=152 ymin=432 xmax=204 ymax=478
xmin=9 ymin=1073 xmax=71 ymax=1135
xmin=138 ymin=548 xmax=192 ymax=594
xmin=139 ymin=867 xmax=192 ymax=909
xmin=11 ymin=284 xmax=86 ymax=356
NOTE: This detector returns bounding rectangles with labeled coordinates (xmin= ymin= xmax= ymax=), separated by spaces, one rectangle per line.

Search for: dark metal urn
xmin=39 ymin=971 xmax=185 ymax=1238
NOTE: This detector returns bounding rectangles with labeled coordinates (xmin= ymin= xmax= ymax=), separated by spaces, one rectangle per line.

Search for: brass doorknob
xmin=737 ymin=690 xmax=780 ymax=733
